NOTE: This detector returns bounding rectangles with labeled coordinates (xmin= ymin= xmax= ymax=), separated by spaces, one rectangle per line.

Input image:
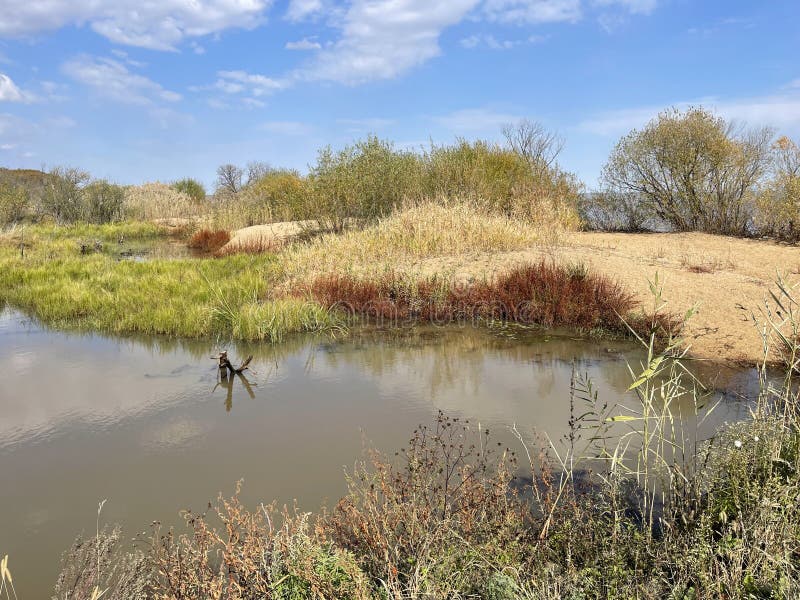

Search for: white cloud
xmin=593 ymin=0 xmax=657 ymax=15
xmin=110 ymin=49 xmax=146 ymax=68
xmin=215 ymin=70 xmax=286 ymax=96
xmin=579 ymin=90 xmax=800 ymax=137
xmin=0 ymin=73 xmax=30 ymax=102
xmin=285 ymin=0 xmax=324 ymax=21
xmin=260 ymin=120 xmax=313 ymax=135
xmin=460 ymin=33 xmax=546 ymax=49
xmin=242 ymin=97 xmax=267 ymax=108
xmin=301 ymin=0 xmax=479 ymax=84
xmin=434 ymin=107 xmax=522 ymax=132
xmin=285 ymin=37 xmax=322 ymax=50
xmin=483 ymin=0 xmax=581 ymax=25
xmin=0 ymin=0 xmax=272 ymax=51
xmin=62 ymin=55 xmax=181 ymax=105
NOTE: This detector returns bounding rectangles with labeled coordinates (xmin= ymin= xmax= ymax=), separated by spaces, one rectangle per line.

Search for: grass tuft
xmin=187 ymin=228 xmax=231 ymax=254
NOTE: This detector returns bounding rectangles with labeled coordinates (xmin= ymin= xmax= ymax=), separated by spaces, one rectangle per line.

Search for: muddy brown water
xmin=0 ymin=309 xmax=756 ymax=596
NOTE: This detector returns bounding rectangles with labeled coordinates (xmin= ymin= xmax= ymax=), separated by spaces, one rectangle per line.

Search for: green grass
xmin=0 ymin=223 xmax=344 ymax=340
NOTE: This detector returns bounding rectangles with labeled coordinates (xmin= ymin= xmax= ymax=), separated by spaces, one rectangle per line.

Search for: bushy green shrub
xmin=40 ymin=166 xmax=90 ymax=223
xmin=0 ymin=183 xmax=29 ymax=224
xmin=424 ymin=139 xmax=581 ymax=226
xmin=172 ymin=178 xmax=207 ymax=203
xmin=84 ymin=180 xmax=125 ymax=224
xmin=309 ymin=136 xmax=425 ymax=231
xmin=236 ymin=169 xmax=312 ymax=225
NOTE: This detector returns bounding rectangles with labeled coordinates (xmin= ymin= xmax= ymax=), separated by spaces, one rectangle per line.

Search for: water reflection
xmin=213 ymin=371 xmax=257 ymax=411
xmin=0 ymin=308 xmax=759 ymax=598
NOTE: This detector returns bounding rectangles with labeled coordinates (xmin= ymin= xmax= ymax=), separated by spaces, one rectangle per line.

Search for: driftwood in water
xmin=213 ymin=351 xmax=253 ymax=377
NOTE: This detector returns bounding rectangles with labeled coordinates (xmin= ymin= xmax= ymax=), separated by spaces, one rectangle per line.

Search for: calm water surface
xmin=0 ymin=309 xmax=756 ymax=596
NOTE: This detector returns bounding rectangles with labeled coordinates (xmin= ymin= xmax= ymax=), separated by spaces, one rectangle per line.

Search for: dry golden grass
xmin=123 ymin=182 xmax=204 ymax=221
xmin=280 ymin=201 xmax=565 ymax=282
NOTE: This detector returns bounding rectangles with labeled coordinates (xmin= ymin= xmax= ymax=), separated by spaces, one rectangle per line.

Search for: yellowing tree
xmin=755 ymin=136 xmax=800 ymax=241
xmin=602 ymin=107 xmax=773 ymax=235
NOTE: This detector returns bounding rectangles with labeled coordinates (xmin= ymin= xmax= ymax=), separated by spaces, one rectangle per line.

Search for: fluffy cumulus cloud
xmin=302 ymin=0 xmax=480 ymax=84
xmin=62 ymin=55 xmax=181 ymax=105
xmin=0 ymin=0 xmax=272 ymax=50
xmin=0 ymin=73 xmax=29 ymax=102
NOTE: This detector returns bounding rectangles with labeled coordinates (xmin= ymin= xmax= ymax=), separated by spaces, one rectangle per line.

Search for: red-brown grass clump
xmin=307 ymin=261 xmax=638 ymax=332
xmin=187 ymin=228 xmax=231 ymax=254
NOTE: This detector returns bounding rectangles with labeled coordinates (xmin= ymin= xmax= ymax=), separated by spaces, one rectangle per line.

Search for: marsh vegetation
xmin=1 ymin=109 xmax=799 ymax=598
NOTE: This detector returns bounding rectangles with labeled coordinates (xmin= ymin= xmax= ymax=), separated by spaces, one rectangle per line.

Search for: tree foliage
xmin=41 ymin=167 xmax=91 ymax=223
xmin=215 ymin=163 xmax=244 ymax=196
xmin=755 ymin=136 xmax=800 ymax=241
xmin=172 ymin=178 xmax=207 ymax=203
xmin=309 ymin=136 xmax=424 ymax=232
xmin=84 ymin=180 xmax=125 ymax=224
xmin=601 ymin=107 xmax=773 ymax=235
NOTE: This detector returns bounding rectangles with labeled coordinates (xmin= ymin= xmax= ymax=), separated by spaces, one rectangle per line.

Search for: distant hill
xmin=0 ymin=167 xmax=51 ymax=187
xmin=0 ymin=168 xmax=55 ymax=200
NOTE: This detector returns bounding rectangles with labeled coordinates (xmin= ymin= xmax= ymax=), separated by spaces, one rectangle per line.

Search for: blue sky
xmin=0 ymin=0 xmax=798 ymax=189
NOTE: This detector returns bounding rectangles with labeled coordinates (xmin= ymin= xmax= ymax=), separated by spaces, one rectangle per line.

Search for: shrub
xmin=187 ymin=228 xmax=230 ymax=253
xmin=602 ymin=106 xmax=773 ymax=235
xmin=309 ymin=136 xmax=425 ymax=232
xmin=53 ymin=526 xmax=150 ymax=600
xmin=41 ymin=166 xmax=91 ymax=223
xmin=328 ymin=414 xmax=526 ymax=597
xmin=754 ymin=136 xmax=800 ymax=242
xmin=215 ymin=170 xmax=312 ymax=230
xmin=148 ymin=488 xmax=372 ymax=599
xmin=425 ymin=138 xmax=582 ymax=226
xmin=172 ymin=178 xmax=207 ymax=203
xmin=84 ymin=180 xmax=126 ymax=224
xmin=0 ymin=183 xmax=29 ymax=225
xmin=425 ymin=139 xmax=531 ymax=210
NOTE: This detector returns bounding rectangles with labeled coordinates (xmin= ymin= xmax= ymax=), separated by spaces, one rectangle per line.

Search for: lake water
xmin=0 ymin=309 xmax=756 ymax=596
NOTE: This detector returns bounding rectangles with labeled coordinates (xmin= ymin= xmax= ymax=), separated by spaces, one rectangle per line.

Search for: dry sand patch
xmin=399 ymin=232 xmax=799 ymax=365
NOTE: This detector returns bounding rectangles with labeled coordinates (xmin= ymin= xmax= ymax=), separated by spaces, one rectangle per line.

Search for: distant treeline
xmin=2 ymin=107 xmax=799 ymax=241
